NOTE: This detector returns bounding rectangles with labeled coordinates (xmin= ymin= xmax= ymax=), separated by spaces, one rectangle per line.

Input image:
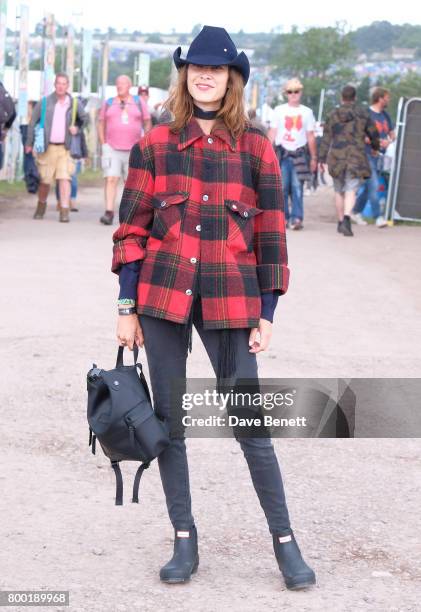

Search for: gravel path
xmin=1 ymin=185 xmax=420 ymax=611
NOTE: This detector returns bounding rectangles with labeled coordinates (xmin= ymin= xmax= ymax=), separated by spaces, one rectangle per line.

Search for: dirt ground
xmin=1 ymin=184 xmax=421 ymax=612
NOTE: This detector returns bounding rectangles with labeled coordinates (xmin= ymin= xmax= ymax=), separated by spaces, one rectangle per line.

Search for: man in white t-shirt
xmin=268 ymin=78 xmax=317 ymax=230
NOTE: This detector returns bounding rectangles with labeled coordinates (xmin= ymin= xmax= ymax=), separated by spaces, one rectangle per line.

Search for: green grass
xmin=0 ymin=179 xmax=27 ymax=197
xmin=392 ymin=220 xmax=421 ymax=226
xmin=362 ymin=217 xmax=421 ymax=227
xmin=0 ymin=168 xmax=103 ymax=198
xmin=77 ymin=168 xmax=103 ymax=184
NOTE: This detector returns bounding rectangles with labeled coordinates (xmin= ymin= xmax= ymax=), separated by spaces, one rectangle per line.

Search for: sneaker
xmin=59 ymin=207 xmax=70 ymax=223
xmin=33 ymin=201 xmax=47 ymax=219
xmin=375 ymin=215 xmax=388 ymax=228
xmin=291 ymin=219 xmax=303 ymax=231
xmin=350 ymin=212 xmax=367 ymax=226
xmin=100 ymin=211 xmax=114 ymax=225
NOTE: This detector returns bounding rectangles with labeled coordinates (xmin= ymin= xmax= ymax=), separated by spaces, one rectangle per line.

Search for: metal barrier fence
xmin=386 ymin=97 xmax=421 ymax=222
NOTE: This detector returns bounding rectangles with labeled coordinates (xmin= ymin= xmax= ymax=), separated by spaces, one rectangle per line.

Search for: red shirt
xmin=111 ymin=117 xmax=289 ymax=329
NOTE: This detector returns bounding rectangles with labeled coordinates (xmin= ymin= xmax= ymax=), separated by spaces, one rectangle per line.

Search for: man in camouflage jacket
xmin=319 ymin=85 xmax=380 ymax=236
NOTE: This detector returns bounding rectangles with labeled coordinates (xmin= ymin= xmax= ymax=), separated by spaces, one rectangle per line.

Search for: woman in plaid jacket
xmin=111 ymin=26 xmax=316 ymax=590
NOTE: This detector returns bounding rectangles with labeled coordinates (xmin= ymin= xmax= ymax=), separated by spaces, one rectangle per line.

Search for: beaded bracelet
xmin=117 ymin=298 xmax=136 ymax=306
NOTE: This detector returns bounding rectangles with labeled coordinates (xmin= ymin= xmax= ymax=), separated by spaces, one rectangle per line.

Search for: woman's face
xmin=187 ymin=64 xmax=229 ymax=109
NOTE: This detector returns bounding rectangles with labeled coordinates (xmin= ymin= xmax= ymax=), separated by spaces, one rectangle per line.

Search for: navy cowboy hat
xmin=173 ymin=25 xmax=250 ymax=85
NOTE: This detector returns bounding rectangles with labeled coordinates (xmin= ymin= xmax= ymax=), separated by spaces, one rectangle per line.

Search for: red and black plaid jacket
xmin=112 ymin=117 xmax=289 ymax=329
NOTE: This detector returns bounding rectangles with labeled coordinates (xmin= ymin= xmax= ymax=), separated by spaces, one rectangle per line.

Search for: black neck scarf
xmin=193 ymin=104 xmax=219 ymax=120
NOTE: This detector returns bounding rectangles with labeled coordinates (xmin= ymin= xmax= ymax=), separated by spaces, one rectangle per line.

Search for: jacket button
xmin=231 ymin=204 xmax=237 ymax=210
xmin=243 ymin=211 xmax=249 ymax=217
xmin=160 ymin=201 xmax=166 ymax=207
xmin=202 ymin=194 xmax=209 ymax=201
xmin=207 ymin=137 xmax=214 ymax=144
xmin=185 ymin=289 xmax=192 ymax=296
xmin=196 ymin=224 xmax=201 ymax=231
xmin=190 ymin=257 xmax=197 ymax=263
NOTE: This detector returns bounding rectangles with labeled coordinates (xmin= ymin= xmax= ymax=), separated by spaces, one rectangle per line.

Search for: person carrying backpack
xmin=97 ymin=75 xmax=152 ymax=225
xmin=25 ymin=73 xmax=88 ymax=223
xmin=111 ymin=25 xmax=316 ymax=591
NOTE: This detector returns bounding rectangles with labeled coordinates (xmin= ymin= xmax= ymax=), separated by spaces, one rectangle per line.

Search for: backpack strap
xmin=132 ymin=461 xmax=151 ymax=503
xmin=88 ymin=426 xmax=97 ymax=455
xmin=40 ymin=96 xmax=47 ymax=129
xmin=133 ymin=94 xmax=144 ymax=123
xmin=111 ymin=460 xmax=124 ymax=505
xmin=71 ymin=96 xmax=78 ymax=127
xmin=116 ymin=344 xmax=139 ymax=367
xmin=136 ymin=364 xmax=152 ymax=404
xmin=102 ymin=98 xmax=114 ymax=142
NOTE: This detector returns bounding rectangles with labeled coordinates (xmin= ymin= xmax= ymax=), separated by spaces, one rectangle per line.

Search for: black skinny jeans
xmin=138 ymin=296 xmax=291 ymax=535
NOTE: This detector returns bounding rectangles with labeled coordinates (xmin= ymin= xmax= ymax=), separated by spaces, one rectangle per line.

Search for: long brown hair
xmin=165 ymin=66 xmax=248 ymax=140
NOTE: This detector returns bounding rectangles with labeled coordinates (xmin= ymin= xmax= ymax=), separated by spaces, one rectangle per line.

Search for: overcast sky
xmin=6 ymin=0 xmax=419 ymax=33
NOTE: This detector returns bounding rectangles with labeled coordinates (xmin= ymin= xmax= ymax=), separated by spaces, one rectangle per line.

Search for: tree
xmin=357 ymin=76 xmax=371 ymax=104
xmin=150 ymin=57 xmax=172 ymax=90
xmin=273 ymin=25 xmax=355 ymax=80
xmin=146 ymin=33 xmax=163 ymax=44
xmin=351 ymin=21 xmax=395 ymax=54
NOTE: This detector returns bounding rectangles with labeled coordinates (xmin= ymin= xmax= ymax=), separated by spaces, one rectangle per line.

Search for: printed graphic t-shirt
xmin=367 ymin=108 xmax=394 ymax=154
xmin=271 ymin=103 xmax=316 ymax=150
xmin=99 ymin=96 xmax=151 ymax=151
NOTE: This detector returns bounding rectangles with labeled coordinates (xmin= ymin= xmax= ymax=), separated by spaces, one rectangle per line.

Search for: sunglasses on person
xmin=120 ymin=100 xmax=126 ymax=109
xmin=286 ymin=90 xmax=301 ymax=94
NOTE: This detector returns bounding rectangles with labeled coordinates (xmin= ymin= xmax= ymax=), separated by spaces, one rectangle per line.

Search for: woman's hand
xmin=116 ymin=314 xmax=144 ymax=350
xmin=248 ymin=319 xmax=272 ymax=353
xmin=69 ymin=126 xmax=79 ymax=136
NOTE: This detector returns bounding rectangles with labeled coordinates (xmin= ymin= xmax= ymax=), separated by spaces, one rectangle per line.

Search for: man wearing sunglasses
xmin=269 ymin=78 xmax=317 ymax=230
xmin=98 ymin=75 xmax=152 ymax=225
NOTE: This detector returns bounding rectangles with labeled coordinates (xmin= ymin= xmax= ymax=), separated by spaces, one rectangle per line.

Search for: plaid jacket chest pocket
xmin=150 ymin=192 xmax=189 ymax=242
xmin=224 ymin=200 xmax=263 ymax=254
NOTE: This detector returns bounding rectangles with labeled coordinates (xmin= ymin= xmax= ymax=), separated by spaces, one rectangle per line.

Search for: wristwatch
xmin=118 ymin=307 xmax=137 ymax=316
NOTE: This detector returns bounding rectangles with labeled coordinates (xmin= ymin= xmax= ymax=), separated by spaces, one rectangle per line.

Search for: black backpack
xmin=87 ymin=345 xmax=171 ymax=505
xmin=0 ymin=82 xmax=16 ymax=126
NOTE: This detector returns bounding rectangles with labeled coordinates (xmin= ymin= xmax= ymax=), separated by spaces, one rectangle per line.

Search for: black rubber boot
xmin=159 ymin=525 xmax=199 ymax=583
xmin=272 ymin=530 xmax=316 ymax=590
